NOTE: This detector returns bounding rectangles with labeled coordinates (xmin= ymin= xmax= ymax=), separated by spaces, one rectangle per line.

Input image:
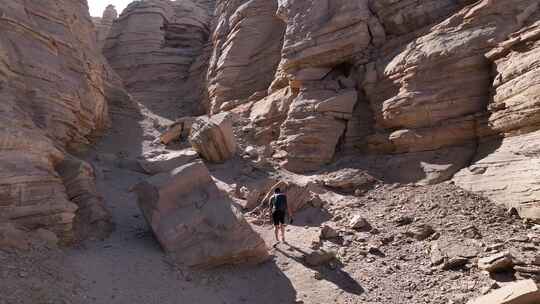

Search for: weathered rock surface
xmin=206 ymin=0 xmax=285 ymax=113
xmin=56 ymin=155 xmax=113 ymax=240
xmin=320 ymin=168 xmax=377 ymax=192
xmin=138 ymin=149 xmax=199 ymax=175
xmin=478 ymin=251 xmax=515 ymax=273
xmin=277 ymin=87 xmax=358 ymax=172
xmin=133 ymin=161 xmax=269 ymax=268
xmin=92 ymin=5 xmax=118 ymax=49
xmin=189 ymin=113 xmax=237 ymax=163
xmin=275 ymin=0 xmax=373 ymax=74
xmin=249 ymin=88 xmax=295 ymax=145
xmin=0 ymin=0 xmax=118 ymax=241
xmin=103 ymin=0 xmax=213 ymax=118
xmin=454 ymin=131 xmax=540 ymax=220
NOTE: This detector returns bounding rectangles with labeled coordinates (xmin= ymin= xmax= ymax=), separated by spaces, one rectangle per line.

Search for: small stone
xmin=320 ymin=225 xmax=339 ymax=240
xmin=304 ymin=249 xmax=336 ymax=266
xmin=349 ymin=215 xmax=371 ymax=231
xmin=478 ymin=251 xmax=514 ymax=273
xmin=405 ymin=224 xmax=435 ymax=241
xmin=394 ymin=216 xmax=414 ymax=226
xmin=443 ymin=257 xmax=469 ymax=270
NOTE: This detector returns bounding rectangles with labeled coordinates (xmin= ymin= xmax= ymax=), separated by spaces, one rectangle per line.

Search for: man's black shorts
xmin=272 ymin=210 xmax=285 ymax=226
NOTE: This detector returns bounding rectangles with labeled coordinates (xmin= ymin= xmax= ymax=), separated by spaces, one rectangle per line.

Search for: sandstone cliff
xmin=0 ymin=0 xmax=123 ymax=241
xmin=99 ymin=0 xmax=540 ymax=220
xmin=92 ymin=4 xmax=118 ymax=50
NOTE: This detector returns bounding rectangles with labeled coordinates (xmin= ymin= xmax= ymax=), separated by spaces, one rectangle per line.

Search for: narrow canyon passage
xmin=57 ymin=103 xmax=361 ymax=303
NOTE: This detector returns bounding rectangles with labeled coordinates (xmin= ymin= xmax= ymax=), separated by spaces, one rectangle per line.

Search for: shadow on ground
xmin=276 ymin=244 xmax=364 ymax=296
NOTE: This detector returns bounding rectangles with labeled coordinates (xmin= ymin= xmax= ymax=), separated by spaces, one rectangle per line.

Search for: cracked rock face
xmin=0 ymin=0 xmax=116 ymax=241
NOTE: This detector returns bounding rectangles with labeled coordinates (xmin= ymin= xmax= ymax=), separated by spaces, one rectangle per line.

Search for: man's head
xmin=274 ymin=188 xmax=281 ymax=194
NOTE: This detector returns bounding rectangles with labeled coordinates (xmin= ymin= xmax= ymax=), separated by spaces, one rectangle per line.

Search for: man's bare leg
xmin=274 ymin=225 xmax=280 ymax=244
xmin=280 ymin=224 xmax=286 ymax=243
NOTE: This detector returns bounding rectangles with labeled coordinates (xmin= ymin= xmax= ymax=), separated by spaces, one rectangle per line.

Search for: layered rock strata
xmin=100 ymin=0 xmax=540 ymax=220
xmin=103 ymin=0 xmax=213 ymax=118
xmin=92 ymin=5 xmax=118 ymax=49
xmin=0 ymin=0 xmax=116 ymax=240
xmin=206 ymin=0 xmax=285 ymax=113
xmin=133 ymin=161 xmax=269 ymax=268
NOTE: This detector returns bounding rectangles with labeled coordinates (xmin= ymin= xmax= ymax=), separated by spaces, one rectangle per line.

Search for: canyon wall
xmin=103 ymin=0 xmax=214 ymax=118
xmin=92 ymin=5 xmax=118 ymax=50
xmin=99 ymin=0 xmax=539 ymax=219
xmin=0 ymin=0 xmax=122 ymax=241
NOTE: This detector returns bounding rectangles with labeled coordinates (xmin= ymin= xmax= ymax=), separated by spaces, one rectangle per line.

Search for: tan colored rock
xmin=207 ymin=0 xmax=285 ymax=113
xmin=454 ymin=131 xmax=540 ymax=220
xmin=349 ymin=215 xmax=371 ymax=231
xmin=250 ymin=88 xmax=295 ymax=145
xmin=104 ymin=0 xmax=213 ymax=118
xmin=363 ymin=1 xmax=537 ymax=154
xmin=478 ymin=251 xmax=515 ymax=273
xmin=321 ymin=169 xmax=377 ymax=192
xmin=487 ymin=22 xmax=540 ymax=134
xmin=133 ymin=161 xmax=269 ymax=268
xmin=369 ymin=0 xmax=467 ymax=36
xmin=276 ymin=0 xmax=372 ymax=73
xmin=0 ymin=0 xmax=118 ymax=241
xmin=160 ymin=117 xmax=195 ymax=145
xmin=189 ymin=113 xmax=237 ymax=163
xmin=277 ymin=88 xmax=358 ymax=172
xmin=138 ymin=149 xmax=199 ymax=175
xmin=92 ymin=5 xmax=118 ymax=49
xmin=467 ymin=279 xmax=540 ymax=304
xmin=56 ymin=155 xmax=113 ymax=240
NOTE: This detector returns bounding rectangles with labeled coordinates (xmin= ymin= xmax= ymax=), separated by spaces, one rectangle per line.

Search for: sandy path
xmin=57 ymin=103 xmax=365 ymax=304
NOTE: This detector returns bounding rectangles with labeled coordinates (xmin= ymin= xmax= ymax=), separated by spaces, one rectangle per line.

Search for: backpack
xmin=272 ymin=193 xmax=288 ymax=212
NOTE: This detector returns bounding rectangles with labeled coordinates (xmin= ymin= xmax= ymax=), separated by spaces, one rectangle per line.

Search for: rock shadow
xmin=275 ymin=245 xmax=364 ymax=296
xmin=190 ymin=260 xmax=298 ymax=304
xmin=290 ymin=207 xmax=332 ymax=228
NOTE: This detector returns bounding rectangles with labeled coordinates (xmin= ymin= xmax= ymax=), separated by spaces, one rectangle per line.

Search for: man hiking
xmin=268 ymin=188 xmax=293 ymax=244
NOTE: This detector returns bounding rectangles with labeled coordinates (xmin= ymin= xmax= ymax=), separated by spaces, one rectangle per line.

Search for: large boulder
xmin=133 ymin=161 xmax=268 ymax=268
xmin=189 ymin=113 xmax=237 ymax=163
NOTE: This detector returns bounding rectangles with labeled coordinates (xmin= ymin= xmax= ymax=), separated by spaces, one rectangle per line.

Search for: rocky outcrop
xmin=98 ymin=0 xmax=540 ymax=220
xmin=189 ymin=113 xmax=237 ymax=163
xmin=206 ymin=0 xmax=285 ymax=113
xmin=92 ymin=5 xmax=118 ymax=49
xmin=103 ymin=0 xmax=213 ymax=118
xmin=276 ymin=86 xmax=358 ymax=172
xmin=0 ymin=0 xmax=117 ymax=241
xmin=453 ymin=5 xmax=540 ymax=219
xmin=133 ymin=161 xmax=269 ymax=268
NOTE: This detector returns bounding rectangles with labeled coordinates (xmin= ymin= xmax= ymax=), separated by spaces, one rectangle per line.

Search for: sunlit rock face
xmin=103 ymin=0 xmax=214 ymax=118
xmin=99 ymin=0 xmax=540 ymax=220
xmin=0 ymin=0 xmax=119 ymax=240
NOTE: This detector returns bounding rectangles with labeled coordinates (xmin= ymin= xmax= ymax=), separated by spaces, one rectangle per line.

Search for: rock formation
xmin=133 ymin=161 xmax=269 ymax=268
xmin=206 ymin=0 xmax=285 ymax=113
xmin=98 ymin=0 xmax=540 ymax=220
xmin=102 ymin=0 xmax=213 ymax=118
xmin=92 ymin=5 xmax=118 ymax=49
xmin=189 ymin=113 xmax=237 ymax=163
xmin=0 ymin=0 xmax=121 ymax=241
